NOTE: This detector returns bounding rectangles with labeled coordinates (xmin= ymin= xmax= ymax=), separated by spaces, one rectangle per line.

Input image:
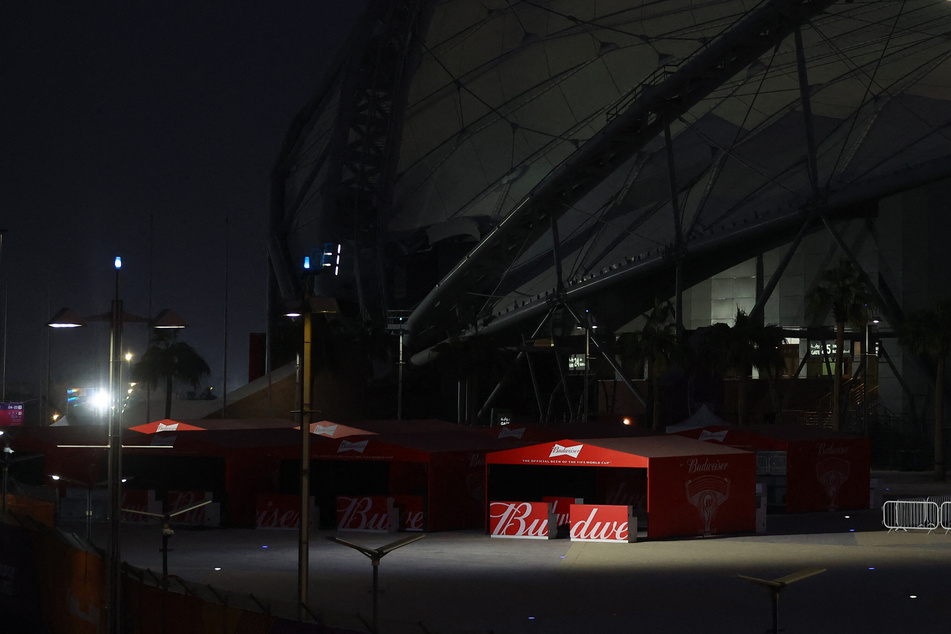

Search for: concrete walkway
xmin=110 ymin=470 xmax=951 ymax=633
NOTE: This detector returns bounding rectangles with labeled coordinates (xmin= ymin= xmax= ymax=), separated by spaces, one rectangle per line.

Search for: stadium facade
xmin=266 ymin=0 xmax=951 ymax=455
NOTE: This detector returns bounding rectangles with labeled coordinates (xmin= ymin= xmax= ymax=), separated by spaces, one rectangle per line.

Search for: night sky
xmin=1 ymin=2 xmax=366 ymax=402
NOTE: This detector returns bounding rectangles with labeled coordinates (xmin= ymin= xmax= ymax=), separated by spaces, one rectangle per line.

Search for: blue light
xmin=303 ymin=256 xmax=311 ymax=270
xmin=114 ymin=256 xmax=122 ymax=270
xmin=262 ymin=545 xmax=269 ymax=549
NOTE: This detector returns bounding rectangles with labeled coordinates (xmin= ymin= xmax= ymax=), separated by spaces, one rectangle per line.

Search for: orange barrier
xmin=4 ymin=493 xmax=54 ymax=526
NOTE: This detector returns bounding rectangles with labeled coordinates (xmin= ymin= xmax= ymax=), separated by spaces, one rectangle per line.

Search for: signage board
xmin=255 ymin=493 xmax=317 ymax=529
xmin=541 ymin=496 xmax=583 ymax=532
xmin=488 ymin=501 xmax=556 ymax=539
xmin=392 ymin=494 xmax=425 ymax=532
xmin=568 ymin=504 xmax=636 ymax=543
xmin=0 ymin=402 xmax=24 ymax=426
xmin=336 ymin=495 xmax=398 ymax=533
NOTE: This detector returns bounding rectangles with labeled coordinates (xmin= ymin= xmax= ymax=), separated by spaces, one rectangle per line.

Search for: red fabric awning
xmin=486 ymin=435 xmax=749 ymax=467
xmin=129 ymin=419 xmax=206 ymax=434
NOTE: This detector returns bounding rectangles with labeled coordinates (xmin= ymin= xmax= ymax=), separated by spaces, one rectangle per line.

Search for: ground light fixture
xmin=327 ymin=534 xmax=426 ymax=633
xmin=737 ymin=566 xmax=826 ymax=634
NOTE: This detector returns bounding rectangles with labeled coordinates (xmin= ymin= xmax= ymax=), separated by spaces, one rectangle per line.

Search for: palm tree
xmin=133 ymin=333 xmax=211 ymax=419
xmin=806 ymin=259 xmax=875 ymax=431
xmin=616 ymin=299 xmax=680 ymax=431
xmin=899 ymin=299 xmax=951 ymax=481
xmin=697 ymin=310 xmax=786 ymax=425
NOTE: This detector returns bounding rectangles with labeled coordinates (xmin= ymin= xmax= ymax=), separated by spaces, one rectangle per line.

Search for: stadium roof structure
xmin=269 ymin=0 xmax=951 ymax=361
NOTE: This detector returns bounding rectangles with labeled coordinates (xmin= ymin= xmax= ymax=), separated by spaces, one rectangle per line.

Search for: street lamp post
xmin=286 ymin=294 xmax=336 ymax=620
xmin=47 ymin=258 xmax=186 ymax=634
xmin=106 ymin=256 xmax=124 ymax=634
xmin=327 ymin=534 xmax=426 ymax=633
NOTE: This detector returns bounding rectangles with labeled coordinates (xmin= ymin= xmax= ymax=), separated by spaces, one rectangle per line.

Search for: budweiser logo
xmin=313 ymin=423 xmax=338 ymax=436
xmin=337 ymin=496 xmax=393 ymax=532
xmin=168 ymin=491 xmax=215 ymax=526
xmin=816 ymin=457 xmax=850 ymax=509
xmin=404 ymin=510 xmax=424 ymax=531
xmin=489 ymin=502 xmax=551 ymax=539
xmin=687 ymin=458 xmax=728 ymax=473
xmin=698 ymin=429 xmax=729 ymax=443
xmin=569 ymin=506 xmax=629 ymax=542
xmin=686 ymin=475 xmax=730 ymax=534
xmin=156 ymin=422 xmax=179 ymax=432
xmin=338 ymin=439 xmax=368 ymax=453
xmin=256 ymin=502 xmax=301 ymax=529
xmin=550 ymin=443 xmax=583 ymax=458
xmin=818 ymin=442 xmax=849 ymax=456
xmin=498 ymin=426 xmax=526 ymax=439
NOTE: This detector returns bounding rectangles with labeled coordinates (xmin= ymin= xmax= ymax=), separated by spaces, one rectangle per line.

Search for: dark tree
xmin=133 ymin=333 xmax=211 ymax=419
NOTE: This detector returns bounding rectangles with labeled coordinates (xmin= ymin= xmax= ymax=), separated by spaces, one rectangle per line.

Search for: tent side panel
xmin=428 ymin=452 xmax=484 ymax=531
xmin=647 ymin=453 xmax=756 ymax=539
xmin=785 ymin=438 xmax=870 ymax=513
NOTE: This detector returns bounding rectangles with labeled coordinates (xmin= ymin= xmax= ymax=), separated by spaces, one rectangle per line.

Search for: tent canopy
xmin=487 ymin=435 xmax=750 ymax=468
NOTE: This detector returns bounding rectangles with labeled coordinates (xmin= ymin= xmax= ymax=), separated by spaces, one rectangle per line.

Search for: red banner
xmin=392 ymin=494 xmax=425 ymax=531
xmin=541 ymin=496 xmax=582 ymax=532
xmin=568 ymin=504 xmax=635 ymax=543
xmin=121 ymin=489 xmax=157 ymax=523
xmin=167 ymin=490 xmax=219 ymax=527
xmin=488 ymin=501 xmax=555 ymax=539
xmin=336 ymin=495 xmax=398 ymax=533
xmin=255 ymin=494 xmax=316 ymax=529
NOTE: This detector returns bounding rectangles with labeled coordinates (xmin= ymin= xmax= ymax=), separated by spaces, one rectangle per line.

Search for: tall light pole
xmin=286 ymin=294 xmax=336 ymax=621
xmin=0 ymin=228 xmax=6 ymax=401
xmin=107 ymin=255 xmax=124 ymax=634
xmin=47 ymin=257 xmax=128 ymax=634
xmin=48 ymin=262 xmax=186 ymax=634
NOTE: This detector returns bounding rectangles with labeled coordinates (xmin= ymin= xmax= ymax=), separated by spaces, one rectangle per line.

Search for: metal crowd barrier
xmin=882 ymin=500 xmax=939 ymax=532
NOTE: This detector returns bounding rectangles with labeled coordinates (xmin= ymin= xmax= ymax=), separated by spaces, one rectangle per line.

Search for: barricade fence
xmin=882 ymin=498 xmax=951 ymax=533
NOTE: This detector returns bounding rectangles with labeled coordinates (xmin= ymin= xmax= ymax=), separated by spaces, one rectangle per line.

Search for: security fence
xmin=882 ymin=498 xmax=951 ymax=533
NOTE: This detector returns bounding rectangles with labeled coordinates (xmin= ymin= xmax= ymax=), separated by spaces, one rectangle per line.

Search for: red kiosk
xmin=671 ymin=424 xmax=870 ymax=512
xmin=486 ymin=435 xmax=755 ymax=540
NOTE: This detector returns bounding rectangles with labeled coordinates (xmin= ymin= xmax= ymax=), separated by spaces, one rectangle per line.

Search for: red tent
xmin=470 ymin=421 xmax=657 ymax=444
xmin=304 ymin=421 xmax=377 ymax=438
xmin=129 ymin=419 xmax=206 ymax=434
xmin=671 ymin=424 xmax=870 ymax=512
xmin=310 ymin=432 xmax=499 ymax=531
xmin=486 ymin=436 xmax=756 ymax=539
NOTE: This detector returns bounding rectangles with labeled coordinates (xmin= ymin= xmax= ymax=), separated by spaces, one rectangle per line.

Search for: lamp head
xmin=152 ymin=309 xmax=188 ymax=329
xmin=48 ymin=307 xmax=85 ymax=328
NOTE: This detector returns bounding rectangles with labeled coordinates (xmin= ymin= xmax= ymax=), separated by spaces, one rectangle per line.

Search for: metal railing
xmin=882 ymin=499 xmax=951 ymax=533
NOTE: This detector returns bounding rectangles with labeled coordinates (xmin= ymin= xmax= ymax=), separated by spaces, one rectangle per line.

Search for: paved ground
xmin=86 ymin=471 xmax=951 ymax=633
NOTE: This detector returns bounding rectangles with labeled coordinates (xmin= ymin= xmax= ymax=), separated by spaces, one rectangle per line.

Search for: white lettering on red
xmin=549 ymin=443 xmax=583 ymax=459
xmin=338 ymin=497 xmax=390 ymax=531
xmin=338 ymin=439 xmax=369 ymax=453
xmin=818 ymin=442 xmax=849 ymax=456
xmin=687 ymin=458 xmax=728 ymax=474
xmin=569 ymin=508 xmax=628 ymax=541
xmin=490 ymin=502 xmax=549 ymax=538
